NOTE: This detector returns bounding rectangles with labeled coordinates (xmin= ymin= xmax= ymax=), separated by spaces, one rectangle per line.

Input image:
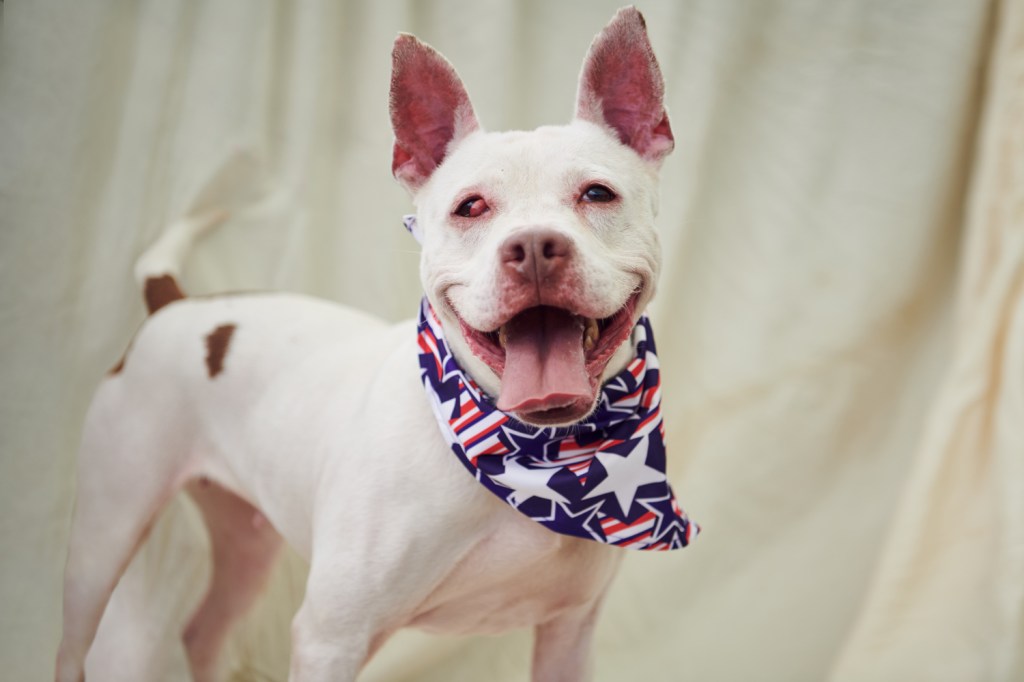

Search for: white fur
xmin=419 ymin=121 xmax=662 ymax=402
xmin=56 ymin=12 xmax=669 ymax=682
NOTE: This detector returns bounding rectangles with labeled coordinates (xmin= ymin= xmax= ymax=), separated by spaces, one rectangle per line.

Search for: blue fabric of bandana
xmin=416 ymin=298 xmax=698 ymax=550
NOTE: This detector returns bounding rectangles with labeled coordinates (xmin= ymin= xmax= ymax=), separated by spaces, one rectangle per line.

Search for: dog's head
xmin=390 ymin=7 xmax=672 ymax=427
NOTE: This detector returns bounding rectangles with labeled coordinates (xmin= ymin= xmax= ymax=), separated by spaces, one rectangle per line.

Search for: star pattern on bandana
xmin=547 ymin=498 xmax=607 ymax=541
xmin=640 ymin=493 xmax=694 ymax=546
xmin=583 ymin=438 xmax=666 ymax=517
xmin=491 ymin=461 xmax=570 ymax=507
xmin=415 ymin=296 xmax=698 ymax=551
xmin=498 ymin=422 xmax=565 ymax=460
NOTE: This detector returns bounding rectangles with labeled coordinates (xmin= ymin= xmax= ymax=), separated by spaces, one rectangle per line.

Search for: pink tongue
xmin=496 ymin=307 xmax=592 ymax=413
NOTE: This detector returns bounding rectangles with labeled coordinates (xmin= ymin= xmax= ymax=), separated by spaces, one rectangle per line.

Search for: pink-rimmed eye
xmin=581 ymin=184 xmax=616 ymax=203
xmin=455 ymin=196 xmax=489 ymax=218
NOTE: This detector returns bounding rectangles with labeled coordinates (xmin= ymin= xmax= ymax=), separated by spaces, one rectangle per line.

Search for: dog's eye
xmin=581 ymin=184 xmax=616 ymax=203
xmin=454 ymin=196 xmax=489 ymax=218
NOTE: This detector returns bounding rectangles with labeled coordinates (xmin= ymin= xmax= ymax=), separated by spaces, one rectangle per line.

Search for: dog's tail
xmin=133 ymin=209 xmax=230 ymax=315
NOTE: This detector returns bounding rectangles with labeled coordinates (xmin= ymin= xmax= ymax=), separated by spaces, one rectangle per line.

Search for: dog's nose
xmin=500 ymin=229 xmax=573 ymax=282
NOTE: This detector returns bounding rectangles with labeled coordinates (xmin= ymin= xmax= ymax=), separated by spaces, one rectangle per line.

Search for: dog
xmin=56 ymin=7 xmax=692 ymax=681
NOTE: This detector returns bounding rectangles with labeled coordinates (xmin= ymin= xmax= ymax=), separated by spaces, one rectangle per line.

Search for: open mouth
xmin=456 ymin=293 xmax=639 ymax=425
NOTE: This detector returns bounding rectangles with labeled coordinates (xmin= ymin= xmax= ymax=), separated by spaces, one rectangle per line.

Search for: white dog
xmin=56 ymin=7 xmax=695 ymax=681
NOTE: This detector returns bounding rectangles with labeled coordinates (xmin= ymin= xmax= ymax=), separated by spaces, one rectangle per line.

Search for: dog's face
xmin=391 ymin=7 xmax=672 ymax=427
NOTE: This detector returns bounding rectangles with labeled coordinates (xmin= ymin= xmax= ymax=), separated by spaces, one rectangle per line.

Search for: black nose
xmin=500 ymin=229 xmax=573 ymax=281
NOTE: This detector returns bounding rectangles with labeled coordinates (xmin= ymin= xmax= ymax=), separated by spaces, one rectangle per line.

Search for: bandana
xmin=415 ymin=297 xmax=698 ymax=551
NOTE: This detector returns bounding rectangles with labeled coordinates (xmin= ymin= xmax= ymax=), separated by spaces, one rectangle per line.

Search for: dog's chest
xmin=407 ymin=513 xmax=621 ymax=635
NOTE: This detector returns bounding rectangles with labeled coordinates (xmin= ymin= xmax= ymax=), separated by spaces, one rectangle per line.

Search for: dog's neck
xmin=415 ymin=297 xmax=698 ymax=551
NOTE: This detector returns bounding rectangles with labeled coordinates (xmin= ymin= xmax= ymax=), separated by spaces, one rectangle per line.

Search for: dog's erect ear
xmin=575 ymin=7 xmax=674 ymax=163
xmin=390 ymin=34 xmax=479 ymax=191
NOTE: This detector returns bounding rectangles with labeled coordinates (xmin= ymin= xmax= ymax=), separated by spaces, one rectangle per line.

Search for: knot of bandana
xmin=416 ymin=298 xmax=698 ymax=551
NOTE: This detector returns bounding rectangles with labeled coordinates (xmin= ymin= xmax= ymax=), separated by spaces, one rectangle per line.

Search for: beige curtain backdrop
xmin=1 ymin=1 xmax=1020 ymax=681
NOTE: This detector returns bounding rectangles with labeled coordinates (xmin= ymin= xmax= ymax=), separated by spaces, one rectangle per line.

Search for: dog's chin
xmin=453 ymin=292 xmax=640 ymax=428
xmin=511 ymin=396 xmax=598 ymax=428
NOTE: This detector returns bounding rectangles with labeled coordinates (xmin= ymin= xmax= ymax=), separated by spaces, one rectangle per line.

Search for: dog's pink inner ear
xmin=576 ymin=8 xmax=674 ymax=163
xmin=390 ymin=34 xmax=479 ymax=190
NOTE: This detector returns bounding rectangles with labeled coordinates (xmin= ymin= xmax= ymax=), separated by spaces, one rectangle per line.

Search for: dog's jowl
xmin=56 ymin=7 xmax=696 ymax=682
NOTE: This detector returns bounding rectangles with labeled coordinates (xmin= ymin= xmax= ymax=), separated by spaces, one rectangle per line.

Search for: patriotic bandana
xmin=415 ymin=289 xmax=699 ymax=551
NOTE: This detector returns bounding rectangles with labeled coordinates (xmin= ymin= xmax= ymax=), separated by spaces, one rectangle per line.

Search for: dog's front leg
xmin=287 ymin=556 xmax=388 ymax=682
xmin=286 ymin=493 xmax=481 ymax=682
xmin=531 ymin=600 xmax=605 ymax=682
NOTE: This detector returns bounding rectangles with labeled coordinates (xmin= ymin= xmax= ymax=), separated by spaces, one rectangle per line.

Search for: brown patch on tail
xmin=204 ymin=324 xmax=237 ymax=378
xmin=144 ymin=274 xmax=186 ymax=314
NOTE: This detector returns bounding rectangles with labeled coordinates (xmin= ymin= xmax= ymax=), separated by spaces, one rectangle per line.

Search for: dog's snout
xmin=501 ymin=229 xmax=573 ymax=281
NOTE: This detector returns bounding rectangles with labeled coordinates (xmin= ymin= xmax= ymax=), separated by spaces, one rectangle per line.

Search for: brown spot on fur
xmin=204 ymin=324 xmax=236 ymax=378
xmin=144 ymin=274 xmax=186 ymax=315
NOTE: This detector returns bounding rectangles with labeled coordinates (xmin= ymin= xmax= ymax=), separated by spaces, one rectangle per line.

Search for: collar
xmin=416 ymin=298 xmax=698 ymax=550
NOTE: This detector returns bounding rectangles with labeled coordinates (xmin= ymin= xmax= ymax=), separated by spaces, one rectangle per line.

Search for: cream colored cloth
xmin=832 ymin=3 xmax=1024 ymax=679
xmin=0 ymin=1 xmax=1019 ymax=680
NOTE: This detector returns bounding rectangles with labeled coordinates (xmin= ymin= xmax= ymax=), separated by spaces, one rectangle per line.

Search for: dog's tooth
xmin=498 ymin=325 xmax=508 ymax=349
xmin=583 ymin=318 xmax=599 ymax=351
